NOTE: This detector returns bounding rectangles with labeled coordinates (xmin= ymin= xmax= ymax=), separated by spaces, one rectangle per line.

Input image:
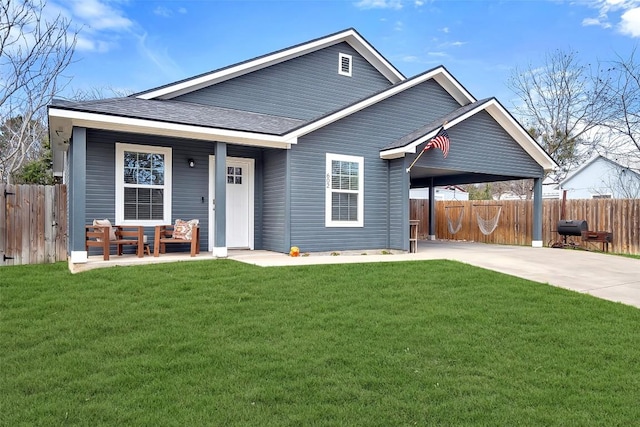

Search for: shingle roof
xmin=382 ymin=98 xmax=493 ymax=151
xmin=50 ymin=97 xmax=305 ymax=135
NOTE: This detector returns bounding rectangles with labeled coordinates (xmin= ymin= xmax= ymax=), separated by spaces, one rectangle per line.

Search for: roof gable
xmin=379 ymin=98 xmax=558 ymax=173
xmin=285 ymin=66 xmax=476 ymax=139
xmin=561 ymin=155 xmax=640 ymax=186
xmin=171 ymin=42 xmax=394 ymax=121
xmin=135 ymin=28 xmax=405 ymax=100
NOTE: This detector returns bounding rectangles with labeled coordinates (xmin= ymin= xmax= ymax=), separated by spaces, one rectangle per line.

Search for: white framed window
xmin=325 ymin=153 xmax=364 ymax=227
xmin=115 ymin=143 xmax=172 ymax=225
xmin=338 ymin=53 xmax=352 ymax=77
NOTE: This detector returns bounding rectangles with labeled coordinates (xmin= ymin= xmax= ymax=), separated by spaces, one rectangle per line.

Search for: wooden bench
xmin=154 ymin=224 xmax=200 ymax=257
xmin=85 ymin=225 xmax=144 ymax=261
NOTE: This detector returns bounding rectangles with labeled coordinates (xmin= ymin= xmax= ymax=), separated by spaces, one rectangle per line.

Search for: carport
xmin=381 ymin=98 xmax=558 ymax=247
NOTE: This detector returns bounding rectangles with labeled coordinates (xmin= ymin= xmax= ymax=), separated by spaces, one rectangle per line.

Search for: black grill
xmin=557 ymin=219 xmax=588 ymax=236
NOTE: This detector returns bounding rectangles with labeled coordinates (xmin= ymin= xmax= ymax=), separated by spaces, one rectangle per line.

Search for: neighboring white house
xmin=410 ymin=186 xmax=469 ymax=200
xmin=559 ymin=155 xmax=640 ymax=199
xmin=497 ymin=177 xmax=560 ymax=200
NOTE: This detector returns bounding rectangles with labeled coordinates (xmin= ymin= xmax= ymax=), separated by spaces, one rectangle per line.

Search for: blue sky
xmin=52 ymin=0 xmax=640 ymax=107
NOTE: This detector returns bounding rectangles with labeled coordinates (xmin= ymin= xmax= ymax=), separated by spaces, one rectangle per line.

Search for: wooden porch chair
xmin=85 ymin=224 xmax=144 ymax=261
xmin=154 ymin=220 xmax=200 ymax=257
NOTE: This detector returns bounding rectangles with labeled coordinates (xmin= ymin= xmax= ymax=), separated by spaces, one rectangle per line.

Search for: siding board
xmin=175 ymin=43 xmax=392 ymax=120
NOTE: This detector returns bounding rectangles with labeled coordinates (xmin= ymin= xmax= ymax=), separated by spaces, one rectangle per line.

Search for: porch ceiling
xmin=409 ymin=165 xmax=528 ymax=188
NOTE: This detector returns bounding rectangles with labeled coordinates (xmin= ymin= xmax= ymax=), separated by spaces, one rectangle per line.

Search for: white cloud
xmin=135 ymin=32 xmax=182 ymax=79
xmin=441 ymin=27 xmax=449 ymax=33
xmin=355 ymin=0 xmax=403 ymax=10
xmin=402 ymin=55 xmax=420 ymax=62
xmin=582 ymin=17 xmax=612 ymax=28
xmin=619 ymin=6 xmax=640 ymax=36
xmin=154 ymin=6 xmax=172 ymax=17
xmin=47 ymin=0 xmax=183 ymax=81
xmin=395 ymin=21 xmax=404 ymax=31
xmin=414 ymin=0 xmax=424 ymax=6
xmin=48 ymin=0 xmax=133 ymax=53
xmin=581 ymin=0 xmax=640 ymax=37
xmin=68 ymin=0 xmax=133 ymax=31
xmin=154 ymin=5 xmax=188 ymax=17
xmin=75 ymin=36 xmax=111 ymax=53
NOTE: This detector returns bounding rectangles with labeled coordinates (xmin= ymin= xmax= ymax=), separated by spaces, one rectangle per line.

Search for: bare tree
xmin=508 ymin=50 xmax=610 ymax=180
xmin=0 ymin=0 xmax=77 ymax=183
xmin=596 ymin=48 xmax=640 ymax=166
xmin=70 ymin=86 xmax=134 ymax=101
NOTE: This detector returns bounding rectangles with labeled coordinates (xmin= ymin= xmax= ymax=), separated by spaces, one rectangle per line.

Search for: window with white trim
xmin=338 ymin=53 xmax=352 ymax=77
xmin=326 ymin=153 xmax=364 ymax=227
xmin=115 ymin=143 xmax=172 ymax=225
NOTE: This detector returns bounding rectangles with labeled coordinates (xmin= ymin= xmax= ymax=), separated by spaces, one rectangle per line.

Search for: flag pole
xmin=406 ymin=122 xmax=447 ymax=173
xmin=406 ymin=147 xmax=427 ymax=173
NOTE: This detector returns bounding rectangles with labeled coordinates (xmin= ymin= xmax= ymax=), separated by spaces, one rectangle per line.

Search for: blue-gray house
xmin=47 ymin=28 xmax=557 ymax=267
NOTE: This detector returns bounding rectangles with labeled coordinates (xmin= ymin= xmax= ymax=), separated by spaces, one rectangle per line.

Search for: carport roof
xmin=379 ymin=97 xmax=557 ymax=173
xmin=382 ymin=99 xmax=491 ymax=151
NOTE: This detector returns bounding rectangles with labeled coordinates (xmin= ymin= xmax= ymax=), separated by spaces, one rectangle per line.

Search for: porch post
xmin=69 ymin=127 xmax=87 ymax=264
xmin=214 ymin=142 xmax=227 ymax=257
xmin=428 ymin=177 xmax=436 ymax=240
xmin=532 ymin=177 xmax=543 ymax=247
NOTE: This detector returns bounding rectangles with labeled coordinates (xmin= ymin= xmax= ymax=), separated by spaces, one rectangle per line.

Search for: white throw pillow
xmin=93 ymin=219 xmax=116 ymax=241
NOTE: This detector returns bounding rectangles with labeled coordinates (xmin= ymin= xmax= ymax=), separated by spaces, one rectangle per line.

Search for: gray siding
xmin=174 ymin=43 xmax=392 ymax=120
xmin=85 ymin=129 xmax=262 ymax=254
xmin=413 ymin=111 xmax=544 ymax=177
xmin=287 ymin=80 xmax=462 ymax=252
xmin=261 ymin=149 xmax=287 ymax=252
xmin=389 ymin=159 xmax=408 ymax=250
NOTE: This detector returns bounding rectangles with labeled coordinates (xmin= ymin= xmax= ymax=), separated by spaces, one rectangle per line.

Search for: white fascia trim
xmin=49 ymin=108 xmax=294 ymax=150
xmin=287 ymin=67 xmax=468 ymax=140
xmin=432 ymin=70 xmax=476 ymax=105
xmin=345 ymin=32 xmax=404 ymax=83
xmin=138 ymin=30 xmax=403 ymax=100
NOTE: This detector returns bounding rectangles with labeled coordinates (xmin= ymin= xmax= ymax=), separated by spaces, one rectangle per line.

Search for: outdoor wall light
xmin=188 ymin=158 xmax=195 ymax=168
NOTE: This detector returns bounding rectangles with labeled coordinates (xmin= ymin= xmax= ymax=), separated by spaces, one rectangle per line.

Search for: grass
xmin=2 ymin=260 xmax=639 ymax=426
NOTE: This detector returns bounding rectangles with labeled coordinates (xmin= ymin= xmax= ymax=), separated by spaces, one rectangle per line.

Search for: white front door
xmin=209 ymin=156 xmax=254 ymax=250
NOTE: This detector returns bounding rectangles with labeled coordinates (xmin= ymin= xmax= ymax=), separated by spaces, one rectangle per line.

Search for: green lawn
xmin=2 ymin=260 xmax=639 ymax=426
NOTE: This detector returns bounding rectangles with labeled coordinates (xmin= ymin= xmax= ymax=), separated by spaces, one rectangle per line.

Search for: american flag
xmin=424 ymin=127 xmax=450 ymax=158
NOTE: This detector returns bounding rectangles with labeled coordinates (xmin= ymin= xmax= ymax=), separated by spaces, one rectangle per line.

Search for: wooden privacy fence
xmin=1 ymin=184 xmax=67 ymax=266
xmin=411 ymin=198 xmax=640 ymax=255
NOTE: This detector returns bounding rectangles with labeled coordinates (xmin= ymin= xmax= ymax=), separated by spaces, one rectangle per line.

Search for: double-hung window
xmin=325 ymin=153 xmax=364 ymax=227
xmin=115 ymin=143 xmax=172 ymax=225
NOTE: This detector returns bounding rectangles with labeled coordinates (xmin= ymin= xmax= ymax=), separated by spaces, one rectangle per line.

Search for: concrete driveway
xmin=229 ymin=240 xmax=640 ymax=309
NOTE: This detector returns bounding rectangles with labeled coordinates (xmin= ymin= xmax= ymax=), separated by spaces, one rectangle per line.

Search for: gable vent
xmin=339 ymin=53 xmax=352 ymax=77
